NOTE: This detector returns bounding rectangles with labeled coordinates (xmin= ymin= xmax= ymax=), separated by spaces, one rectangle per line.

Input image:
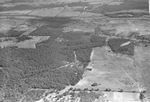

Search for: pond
xmin=92 ymin=0 xmax=149 ymax=13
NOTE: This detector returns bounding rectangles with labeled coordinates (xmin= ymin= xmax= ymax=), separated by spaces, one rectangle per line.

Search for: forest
xmin=108 ymin=38 xmax=134 ymax=56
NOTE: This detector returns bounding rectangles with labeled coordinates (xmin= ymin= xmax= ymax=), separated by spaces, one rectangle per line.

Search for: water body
xmin=93 ymin=0 xmax=148 ymax=13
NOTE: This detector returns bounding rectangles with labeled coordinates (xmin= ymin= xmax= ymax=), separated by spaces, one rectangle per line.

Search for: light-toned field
xmin=0 ymin=36 xmax=50 ymax=48
xmin=74 ymin=46 xmax=145 ymax=92
xmin=99 ymin=19 xmax=150 ymax=36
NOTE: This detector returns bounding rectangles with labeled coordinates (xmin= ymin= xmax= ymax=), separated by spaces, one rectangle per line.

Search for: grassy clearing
xmin=74 ymin=47 xmax=140 ymax=92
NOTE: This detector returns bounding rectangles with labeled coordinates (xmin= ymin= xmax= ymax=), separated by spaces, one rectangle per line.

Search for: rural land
xmin=0 ymin=0 xmax=149 ymax=102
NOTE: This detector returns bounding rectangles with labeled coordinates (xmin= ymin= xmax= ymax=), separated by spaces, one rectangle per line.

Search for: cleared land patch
xmin=0 ymin=36 xmax=50 ymax=48
xmin=74 ymin=47 xmax=141 ymax=92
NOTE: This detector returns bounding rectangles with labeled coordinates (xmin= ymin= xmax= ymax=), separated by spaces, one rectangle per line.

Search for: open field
xmin=74 ymin=47 xmax=140 ymax=91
